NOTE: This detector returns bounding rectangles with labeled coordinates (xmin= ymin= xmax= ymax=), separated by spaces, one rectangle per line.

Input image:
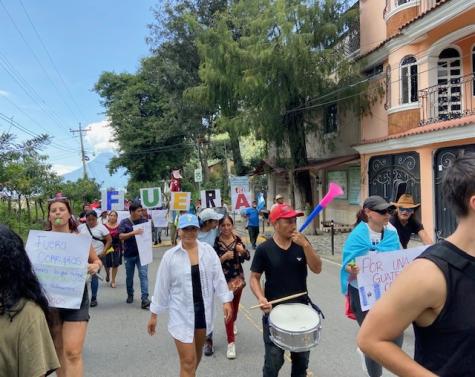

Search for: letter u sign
xmin=140 ymin=188 xmax=162 ymax=209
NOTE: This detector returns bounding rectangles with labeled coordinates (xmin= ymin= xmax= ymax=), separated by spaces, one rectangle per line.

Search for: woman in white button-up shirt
xmin=147 ymin=213 xmax=233 ymax=377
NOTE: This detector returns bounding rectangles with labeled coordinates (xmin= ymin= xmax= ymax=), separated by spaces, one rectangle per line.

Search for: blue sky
xmin=0 ymin=0 xmax=156 ymax=174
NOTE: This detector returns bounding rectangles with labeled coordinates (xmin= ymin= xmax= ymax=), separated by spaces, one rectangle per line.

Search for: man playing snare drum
xmin=250 ymin=203 xmax=322 ymax=377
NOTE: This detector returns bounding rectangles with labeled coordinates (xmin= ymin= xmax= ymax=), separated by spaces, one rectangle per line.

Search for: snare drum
xmin=268 ymin=303 xmax=322 ymax=352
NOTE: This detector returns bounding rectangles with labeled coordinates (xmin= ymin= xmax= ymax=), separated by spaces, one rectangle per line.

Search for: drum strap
xmin=306 ymin=296 xmax=325 ymax=319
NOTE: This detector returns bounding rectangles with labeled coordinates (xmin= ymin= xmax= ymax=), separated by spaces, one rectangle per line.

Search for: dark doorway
xmin=368 ymin=152 xmax=420 ymax=203
xmin=434 ymin=144 xmax=475 ymax=239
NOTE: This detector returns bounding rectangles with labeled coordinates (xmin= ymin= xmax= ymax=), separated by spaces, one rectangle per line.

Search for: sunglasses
xmin=399 ymin=207 xmax=414 ymax=213
xmin=373 ymin=208 xmax=394 ymax=215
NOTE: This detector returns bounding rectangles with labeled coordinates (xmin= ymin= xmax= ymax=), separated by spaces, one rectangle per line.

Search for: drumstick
xmin=249 ymin=292 xmax=307 ymax=310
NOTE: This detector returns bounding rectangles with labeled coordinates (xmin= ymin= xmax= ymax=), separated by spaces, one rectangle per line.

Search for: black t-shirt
xmin=413 ymin=241 xmax=475 ymax=376
xmin=389 ymin=215 xmax=423 ymax=249
xmin=118 ymin=217 xmax=147 ymax=258
xmin=250 ymin=238 xmax=307 ymax=305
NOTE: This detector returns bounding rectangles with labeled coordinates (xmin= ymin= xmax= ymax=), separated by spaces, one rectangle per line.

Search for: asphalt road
xmin=73 ymin=242 xmax=414 ymax=377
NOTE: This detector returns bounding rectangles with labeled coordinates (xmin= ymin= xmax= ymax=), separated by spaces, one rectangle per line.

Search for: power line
xmin=0 ymin=53 xmax=78 ymax=147
xmin=17 ymin=0 xmax=85 ymax=119
xmin=287 ymin=33 xmax=475 ymax=114
xmin=0 ymin=112 xmax=73 ymax=153
xmin=0 ymin=0 xmax=82 ymax=123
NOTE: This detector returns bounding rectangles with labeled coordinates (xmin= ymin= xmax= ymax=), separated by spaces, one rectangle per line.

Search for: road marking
xmin=239 ymin=304 xmax=315 ymax=376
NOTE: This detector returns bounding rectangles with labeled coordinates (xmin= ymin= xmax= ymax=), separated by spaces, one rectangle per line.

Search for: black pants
xmin=262 ymin=315 xmax=309 ymax=377
xmin=248 ymin=226 xmax=260 ymax=248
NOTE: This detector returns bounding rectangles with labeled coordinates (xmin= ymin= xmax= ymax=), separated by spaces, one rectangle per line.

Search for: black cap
xmin=363 ymin=196 xmax=395 ymax=211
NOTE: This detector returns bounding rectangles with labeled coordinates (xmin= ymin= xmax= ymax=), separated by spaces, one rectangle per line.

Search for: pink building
xmin=355 ymin=0 xmax=475 ymax=239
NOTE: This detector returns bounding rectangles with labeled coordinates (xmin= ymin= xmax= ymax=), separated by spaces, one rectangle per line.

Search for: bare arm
xmin=250 ymin=271 xmax=272 ymax=313
xmin=87 ymin=245 xmax=101 ymax=274
xmin=418 ymin=229 xmax=433 ymax=246
xmin=357 ymin=259 xmax=446 ymax=377
xmin=119 ymin=228 xmax=142 ymax=241
xmin=103 ymin=234 xmax=112 ymax=253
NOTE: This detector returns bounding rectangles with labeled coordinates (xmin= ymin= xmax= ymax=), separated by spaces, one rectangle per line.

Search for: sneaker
xmin=141 ymin=298 xmax=151 ymax=309
xmin=226 ymin=342 xmax=236 ymax=359
xmin=356 ymin=347 xmax=368 ymax=374
xmin=204 ymin=340 xmax=214 ymax=356
xmin=90 ymin=298 xmax=98 ymax=307
xmin=233 ymin=324 xmax=238 ymax=335
xmin=126 ymin=295 xmax=133 ymax=304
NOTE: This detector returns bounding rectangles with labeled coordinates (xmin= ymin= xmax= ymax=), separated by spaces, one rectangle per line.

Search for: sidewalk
xmin=234 ymin=221 xmax=347 ymax=264
xmin=235 ymin=220 xmax=424 ymax=265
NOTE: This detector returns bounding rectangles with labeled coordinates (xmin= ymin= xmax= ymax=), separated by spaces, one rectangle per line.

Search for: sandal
xmin=110 ymin=282 xmax=116 ymax=288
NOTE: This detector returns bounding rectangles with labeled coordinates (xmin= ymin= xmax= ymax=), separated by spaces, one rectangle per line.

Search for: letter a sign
xmin=140 ymin=187 xmax=162 ymax=209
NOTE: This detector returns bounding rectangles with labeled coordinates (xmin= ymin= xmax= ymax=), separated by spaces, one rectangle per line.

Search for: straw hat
xmin=391 ymin=194 xmax=420 ymax=209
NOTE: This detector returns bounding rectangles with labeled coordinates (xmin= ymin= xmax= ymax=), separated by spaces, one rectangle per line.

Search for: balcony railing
xmin=384 ymin=0 xmax=418 ymax=18
xmin=419 ymin=73 xmax=475 ymax=126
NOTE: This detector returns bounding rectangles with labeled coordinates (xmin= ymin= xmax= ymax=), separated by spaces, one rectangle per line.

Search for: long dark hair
xmin=355 ymin=208 xmax=368 ymax=225
xmin=46 ymin=198 xmax=78 ymax=232
xmin=0 ymin=225 xmax=50 ymax=321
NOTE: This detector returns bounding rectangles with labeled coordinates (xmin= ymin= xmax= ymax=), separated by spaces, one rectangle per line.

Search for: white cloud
xmin=85 ymin=120 xmax=118 ymax=153
xmin=0 ymin=90 xmax=9 ymax=97
xmin=52 ymin=164 xmax=77 ymax=175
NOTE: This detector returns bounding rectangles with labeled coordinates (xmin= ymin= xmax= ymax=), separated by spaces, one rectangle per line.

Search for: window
xmin=400 ymin=56 xmax=418 ymax=104
xmin=364 ymin=64 xmax=384 ymax=79
xmin=324 ymin=104 xmax=338 ymax=134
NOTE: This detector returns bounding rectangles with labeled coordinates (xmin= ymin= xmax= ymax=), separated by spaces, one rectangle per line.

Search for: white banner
xmin=150 ymin=209 xmax=168 ymax=228
xmin=200 ymin=189 xmax=222 ymax=208
xmin=229 ymin=176 xmax=251 ymax=211
xmin=140 ymin=187 xmax=162 ymax=209
xmin=116 ymin=211 xmax=130 ymax=224
xmin=356 ymin=245 xmax=428 ymax=311
xmin=133 ymin=221 xmax=153 ymax=266
xmin=26 ymin=231 xmax=91 ymax=309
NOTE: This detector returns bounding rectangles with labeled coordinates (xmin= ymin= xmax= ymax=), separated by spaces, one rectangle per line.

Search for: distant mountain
xmin=62 ymin=152 xmax=128 ymax=190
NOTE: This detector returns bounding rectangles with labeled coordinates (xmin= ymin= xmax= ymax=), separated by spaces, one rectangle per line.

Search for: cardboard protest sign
xmin=150 ymin=209 xmax=168 ymax=228
xmin=133 ymin=221 xmax=153 ymax=266
xmin=356 ymin=245 xmax=428 ymax=311
xmin=101 ymin=189 xmax=125 ymax=211
xmin=140 ymin=187 xmax=162 ymax=209
xmin=229 ymin=176 xmax=251 ymax=211
xmin=25 ymin=231 xmax=91 ymax=309
xmin=200 ymin=189 xmax=222 ymax=208
xmin=170 ymin=192 xmax=191 ymax=211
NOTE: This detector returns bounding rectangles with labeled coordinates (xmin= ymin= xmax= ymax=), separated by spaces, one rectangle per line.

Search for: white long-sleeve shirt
xmin=150 ymin=240 xmax=233 ymax=343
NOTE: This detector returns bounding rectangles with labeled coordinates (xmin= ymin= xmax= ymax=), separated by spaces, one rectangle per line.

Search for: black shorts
xmin=51 ymin=286 xmax=90 ymax=323
xmin=194 ymin=301 xmax=206 ymax=330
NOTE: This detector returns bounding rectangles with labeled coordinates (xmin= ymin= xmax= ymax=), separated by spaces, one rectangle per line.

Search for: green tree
xmin=194 ymin=0 xmax=365 ymax=205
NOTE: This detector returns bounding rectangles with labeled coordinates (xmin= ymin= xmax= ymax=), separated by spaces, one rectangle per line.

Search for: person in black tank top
xmin=357 ymin=153 xmax=475 ymax=376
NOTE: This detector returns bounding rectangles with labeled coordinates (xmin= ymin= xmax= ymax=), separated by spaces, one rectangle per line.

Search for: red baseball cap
xmin=270 ymin=204 xmax=304 ymax=224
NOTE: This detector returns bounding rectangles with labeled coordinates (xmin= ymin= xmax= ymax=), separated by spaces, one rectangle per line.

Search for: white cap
xmin=199 ymin=208 xmax=224 ymax=222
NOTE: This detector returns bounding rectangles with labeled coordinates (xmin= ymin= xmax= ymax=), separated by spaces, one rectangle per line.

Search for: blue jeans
xmin=124 ymin=255 xmax=149 ymax=300
xmin=262 ymin=315 xmax=310 ymax=377
xmin=90 ymin=274 xmax=99 ymax=300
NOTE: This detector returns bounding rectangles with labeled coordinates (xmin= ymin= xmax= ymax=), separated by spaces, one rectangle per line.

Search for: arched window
xmin=400 ymin=56 xmax=418 ymax=104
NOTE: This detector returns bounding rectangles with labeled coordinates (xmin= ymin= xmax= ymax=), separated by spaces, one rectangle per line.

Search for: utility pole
xmin=70 ymin=123 xmax=90 ymax=179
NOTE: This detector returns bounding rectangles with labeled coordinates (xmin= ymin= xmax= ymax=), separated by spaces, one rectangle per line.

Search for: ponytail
xmin=355 ymin=208 xmax=367 ymax=225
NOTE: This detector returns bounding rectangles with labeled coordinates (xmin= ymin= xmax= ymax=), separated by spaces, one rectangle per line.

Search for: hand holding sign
xmin=134 ymin=221 xmax=153 ymax=266
xmin=25 ymin=231 xmax=91 ymax=309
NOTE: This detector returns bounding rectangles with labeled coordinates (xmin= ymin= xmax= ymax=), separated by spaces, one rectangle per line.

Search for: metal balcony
xmin=418 ymin=73 xmax=475 ymax=126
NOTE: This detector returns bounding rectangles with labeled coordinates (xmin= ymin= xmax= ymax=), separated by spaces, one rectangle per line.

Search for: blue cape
xmin=340 ymin=221 xmax=400 ymax=294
